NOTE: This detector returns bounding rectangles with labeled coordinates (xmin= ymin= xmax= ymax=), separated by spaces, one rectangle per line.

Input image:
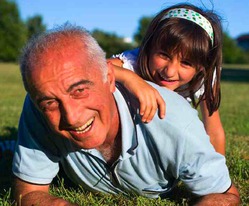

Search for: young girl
xmin=109 ymin=3 xmax=225 ymax=155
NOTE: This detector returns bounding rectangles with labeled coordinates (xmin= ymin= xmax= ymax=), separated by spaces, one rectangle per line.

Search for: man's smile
xmin=71 ymin=117 xmax=95 ymax=134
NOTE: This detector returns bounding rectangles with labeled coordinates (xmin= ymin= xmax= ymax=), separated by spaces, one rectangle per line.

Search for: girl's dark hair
xmin=137 ymin=3 xmax=223 ymax=116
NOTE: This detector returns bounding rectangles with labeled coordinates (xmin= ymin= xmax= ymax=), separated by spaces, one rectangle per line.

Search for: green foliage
xmin=0 ymin=0 xmax=27 ymax=62
xmin=223 ymin=33 xmax=249 ymax=64
xmin=0 ymin=188 xmax=14 ymax=206
xmin=26 ymin=15 xmax=46 ymax=40
xmin=133 ymin=16 xmax=152 ymax=45
xmin=92 ymin=29 xmax=135 ymax=58
xmin=0 ymin=63 xmax=25 ymax=130
xmin=0 ymin=63 xmax=249 ymax=205
xmin=1 ymin=1 xmax=248 ymax=65
xmin=219 ymin=82 xmax=249 ymax=136
xmin=0 ymin=63 xmax=25 ymax=205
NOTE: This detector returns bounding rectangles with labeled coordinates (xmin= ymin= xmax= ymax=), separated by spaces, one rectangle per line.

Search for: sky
xmin=16 ymin=0 xmax=249 ymax=42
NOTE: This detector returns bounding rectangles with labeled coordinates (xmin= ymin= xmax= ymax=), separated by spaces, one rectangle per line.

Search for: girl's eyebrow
xmin=66 ymin=80 xmax=94 ymax=93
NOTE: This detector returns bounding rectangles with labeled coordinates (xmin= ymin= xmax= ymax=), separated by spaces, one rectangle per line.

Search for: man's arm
xmin=193 ymin=184 xmax=240 ymax=205
xmin=13 ymin=177 xmax=76 ymax=206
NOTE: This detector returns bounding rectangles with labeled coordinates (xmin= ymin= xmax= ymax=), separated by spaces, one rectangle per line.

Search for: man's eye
xmin=72 ymin=88 xmax=89 ymax=98
xmin=76 ymin=88 xmax=84 ymax=93
xmin=40 ymin=100 xmax=59 ymax=111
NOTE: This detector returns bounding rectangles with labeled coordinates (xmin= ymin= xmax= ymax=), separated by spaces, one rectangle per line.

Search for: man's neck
xmin=98 ymin=97 xmax=122 ymax=166
xmin=98 ymin=128 xmax=121 ymax=166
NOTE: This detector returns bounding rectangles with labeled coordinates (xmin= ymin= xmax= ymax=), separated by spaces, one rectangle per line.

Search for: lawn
xmin=0 ymin=63 xmax=248 ymax=205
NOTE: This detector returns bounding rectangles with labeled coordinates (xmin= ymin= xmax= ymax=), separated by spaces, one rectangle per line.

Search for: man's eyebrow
xmin=67 ymin=80 xmax=94 ymax=92
xmin=35 ymin=80 xmax=94 ymax=104
xmin=36 ymin=96 xmax=52 ymax=105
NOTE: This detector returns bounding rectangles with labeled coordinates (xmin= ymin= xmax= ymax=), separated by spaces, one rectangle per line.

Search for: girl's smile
xmin=149 ymin=51 xmax=197 ymax=91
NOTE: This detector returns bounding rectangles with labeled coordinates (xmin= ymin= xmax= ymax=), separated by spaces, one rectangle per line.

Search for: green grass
xmin=0 ymin=63 xmax=248 ymax=205
xmin=223 ymin=64 xmax=249 ymax=69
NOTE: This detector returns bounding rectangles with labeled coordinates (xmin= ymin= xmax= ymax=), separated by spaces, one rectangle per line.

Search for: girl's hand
xmin=125 ymin=73 xmax=166 ymax=122
xmin=108 ymin=61 xmax=165 ymax=122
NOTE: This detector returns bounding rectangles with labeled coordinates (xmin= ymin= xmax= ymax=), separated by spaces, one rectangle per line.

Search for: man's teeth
xmin=74 ymin=117 xmax=94 ymax=134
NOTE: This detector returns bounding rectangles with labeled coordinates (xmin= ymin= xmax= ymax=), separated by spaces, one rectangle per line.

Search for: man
xmin=12 ymin=24 xmax=240 ymax=205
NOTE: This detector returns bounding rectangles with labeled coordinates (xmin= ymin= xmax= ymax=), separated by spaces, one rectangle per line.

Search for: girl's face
xmin=148 ymin=50 xmax=197 ymax=91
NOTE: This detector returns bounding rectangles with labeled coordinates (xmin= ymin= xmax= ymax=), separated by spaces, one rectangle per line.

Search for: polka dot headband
xmin=161 ymin=8 xmax=214 ymax=45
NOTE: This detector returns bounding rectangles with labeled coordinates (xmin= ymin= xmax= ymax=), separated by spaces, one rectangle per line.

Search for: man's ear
xmin=107 ymin=61 xmax=116 ymax=93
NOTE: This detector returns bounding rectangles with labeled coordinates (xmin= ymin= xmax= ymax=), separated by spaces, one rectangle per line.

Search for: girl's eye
xmin=157 ymin=52 xmax=170 ymax=60
xmin=181 ymin=60 xmax=193 ymax=67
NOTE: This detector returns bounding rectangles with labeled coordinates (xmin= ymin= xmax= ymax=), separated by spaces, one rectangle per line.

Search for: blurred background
xmin=1 ymin=0 xmax=249 ymax=62
xmin=0 ymin=0 xmax=249 ymax=204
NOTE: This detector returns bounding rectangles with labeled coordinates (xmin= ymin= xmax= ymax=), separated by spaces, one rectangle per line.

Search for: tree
xmin=0 ymin=0 xmax=27 ymax=62
xmin=222 ymin=33 xmax=249 ymax=64
xmin=133 ymin=16 xmax=152 ymax=45
xmin=26 ymin=15 xmax=46 ymax=39
xmin=92 ymin=29 xmax=135 ymax=58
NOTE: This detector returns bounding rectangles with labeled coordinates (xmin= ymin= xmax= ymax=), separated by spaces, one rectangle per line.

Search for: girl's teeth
xmin=159 ymin=73 xmax=167 ymax=80
xmin=159 ymin=73 xmax=176 ymax=82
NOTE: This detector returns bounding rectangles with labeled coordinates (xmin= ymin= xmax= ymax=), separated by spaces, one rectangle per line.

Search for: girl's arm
xmin=107 ymin=59 xmax=165 ymax=122
xmin=200 ymin=100 xmax=226 ymax=155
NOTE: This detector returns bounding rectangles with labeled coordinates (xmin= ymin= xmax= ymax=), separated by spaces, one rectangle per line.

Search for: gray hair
xmin=20 ymin=23 xmax=107 ymax=92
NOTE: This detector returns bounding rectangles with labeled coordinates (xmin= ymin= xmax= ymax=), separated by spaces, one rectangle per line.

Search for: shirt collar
xmin=113 ymin=85 xmax=138 ymax=160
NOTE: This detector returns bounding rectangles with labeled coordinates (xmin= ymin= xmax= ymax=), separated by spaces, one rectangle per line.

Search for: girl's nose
xmin=164 ymin=63 xmax=178 ymax=77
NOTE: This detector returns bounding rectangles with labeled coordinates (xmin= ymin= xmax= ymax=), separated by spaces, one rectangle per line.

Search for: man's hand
xmin=13 ymin=177 xmax=77 ymax=206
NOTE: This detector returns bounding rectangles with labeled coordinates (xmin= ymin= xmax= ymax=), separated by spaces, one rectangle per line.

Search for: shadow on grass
xmin=221 ymin=68 xmax=249 ymax=82
xmin=0 ymin=127 xmax=17 ymax=195
xmin=53 ymin=167 xmax=198 ymax=205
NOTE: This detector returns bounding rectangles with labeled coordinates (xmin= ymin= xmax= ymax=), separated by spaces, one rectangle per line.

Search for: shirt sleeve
xmin=178 ymin=115 xmax=231 ymax=196
xmin=112 ymin=48 xmax=139 ymax=72
xmin=142 ymin=83 xmax=231 ymax=196
xmin=12 ymin=95 xmax=60 ymax=184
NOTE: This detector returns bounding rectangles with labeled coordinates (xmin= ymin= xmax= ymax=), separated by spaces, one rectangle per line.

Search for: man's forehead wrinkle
xmin=26 ymin=36 xmax=96 ymax=98
xmin=67 ymin=80 xmax=94 ymax=93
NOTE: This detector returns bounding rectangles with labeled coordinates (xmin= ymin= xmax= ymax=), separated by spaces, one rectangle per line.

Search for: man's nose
xmin=60 ymin=100 xmax=81 ymax=127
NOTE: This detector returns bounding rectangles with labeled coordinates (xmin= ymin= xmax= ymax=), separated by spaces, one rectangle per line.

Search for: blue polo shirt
xmin=12 ymin=83 xmax=231 ymax=198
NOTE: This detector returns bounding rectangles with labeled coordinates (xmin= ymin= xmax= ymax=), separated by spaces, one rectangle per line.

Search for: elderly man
xmin=12 ymin=24 xmax=240 ymax=205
